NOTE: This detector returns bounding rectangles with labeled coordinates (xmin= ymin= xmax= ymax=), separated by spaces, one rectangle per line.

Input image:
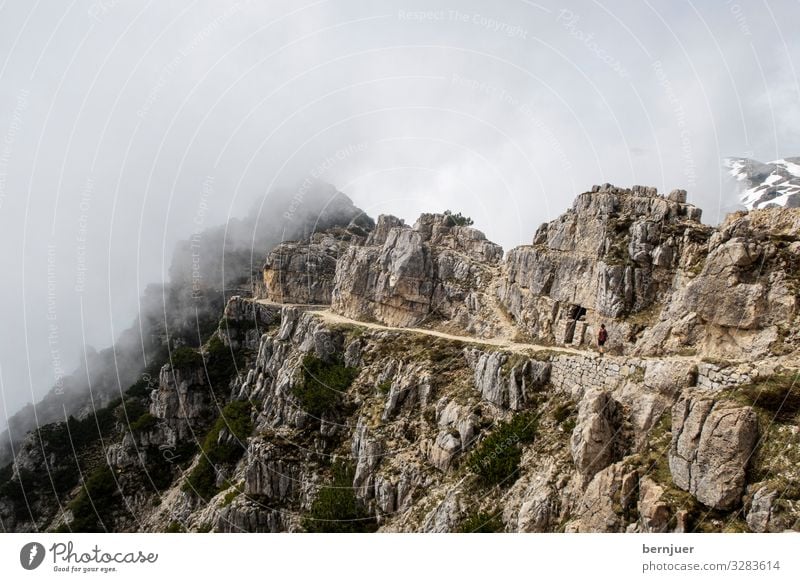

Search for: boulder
xmin=669 ymin=393 xmax=758 ymax=509
xmin=570 ymin=389 xmax=620 ymax=479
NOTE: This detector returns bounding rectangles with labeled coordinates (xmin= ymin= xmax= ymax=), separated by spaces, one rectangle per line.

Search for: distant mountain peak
xmin=724 ymin=156 xmax=800 ymax=209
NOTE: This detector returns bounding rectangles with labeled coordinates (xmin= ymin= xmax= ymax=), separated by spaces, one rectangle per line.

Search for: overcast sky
xmin=0 ymin=0 xmax=798 ymax=428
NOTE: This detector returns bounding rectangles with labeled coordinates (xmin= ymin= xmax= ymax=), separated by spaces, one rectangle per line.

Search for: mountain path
xmin=256 ymin=300 xmax=703 ymax=363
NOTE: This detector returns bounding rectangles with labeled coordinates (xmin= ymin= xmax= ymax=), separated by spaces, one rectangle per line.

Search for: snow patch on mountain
xmin=724 ymin=157 xmax=800 ymax=209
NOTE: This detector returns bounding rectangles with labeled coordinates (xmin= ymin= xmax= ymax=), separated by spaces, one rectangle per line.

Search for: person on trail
xmin=597 ymin=324 xmax=608 ymax=355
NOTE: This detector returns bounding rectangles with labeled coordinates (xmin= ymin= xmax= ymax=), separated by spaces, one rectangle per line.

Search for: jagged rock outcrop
xmin=380 ymin=360 xmax=433 ymax=420
xmin=331 ymin=213 xmax=504 ymax=336
xmin=639 ymin=208 xmax=800 ymax=359
xmin=427 ymin=400 xmax=479 ymax=472
xmin=262 ymin=229 xmax=364 ymax=304
xmin=243 ymin=439 xmax=303 ymax=500
xmin=669 ymin=392 xmax=758 ymax=509
xmin=214 ymin=500 xmax=285 ymax=533
xmin=219 ymin=297 xmax=281 ymax=351
xmin=352 ymin=419 xmax=384 ymax=498
xmin=505 ymin=457 xmax=564 ymax=532
xmin=614 ymin=359 xmax=696 ymax=446
xmin=499 ymin=184 xmax=710 ymax=350
xmin=150 ymin=364 xmax=212 ymax=445
xmin=464 ymin=349 xmax=551 ymax=410
xmin=420 ymin=486 xmax=466 ymax=532
xmin=565 ymin=461 xmax=632 ymax=532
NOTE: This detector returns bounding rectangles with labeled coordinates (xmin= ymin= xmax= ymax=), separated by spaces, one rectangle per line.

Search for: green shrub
xmin=116 ymin=398 xmax=148 ymax=424
xmin=377 ymin=380 xmax=392 ymax=394
xmin=457 ymin=511 xmax=504 ymax=533
xmin=443 ymin=210 xmax=474 ymax=227
xmin=126 ymin=378 xmax=151 ymax=399
xmin=303 ymin=462 xmax=376 ymax=533
xmin=170 ymin=346 xmax=203 ymax=369
xmin=129 ymin=412 xmax=157 ymax=433
xmin=0 ymin=465 xmax=31 ymax=520
xmin=183 ymin=457 xmax=218 ymax=501
xmin=36 ymin=402 xmax=118 ymax=458
xmin=221 ymin=487 xmax=241 ymax=507
xmin=183 ymin=400 xmax=255 ymax=500
xmin=68 ymin=466 xmax=119 ymax=532
xmin=292 ymin=354 xmax=359 ymax=417
xmin=142 ymin=446 xmax=179 ymax=491
xmin=165 ymin=521 xmax=185 ymax=533
xmin=204 ymin=335 xmax=244 ymax=388
xmin=0 ymin=463 xmax=12 ymax=486
xmin=467 ymin=413 xmax=538 ymax=487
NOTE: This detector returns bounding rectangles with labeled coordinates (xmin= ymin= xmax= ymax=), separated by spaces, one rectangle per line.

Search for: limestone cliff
xmin=329 ymin=213 xmax=504 ymax=337
xmin=2 ymin=184 xmax=798 ymax=534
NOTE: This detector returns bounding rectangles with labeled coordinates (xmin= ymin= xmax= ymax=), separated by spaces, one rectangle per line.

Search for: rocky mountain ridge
xmin=1 ymin=183 xmax=798 ymax=533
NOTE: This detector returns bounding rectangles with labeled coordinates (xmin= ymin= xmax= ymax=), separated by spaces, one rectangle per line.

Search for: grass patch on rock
xmin=456 ymin=510 xmax=504 ymax=533
xmin=733 ymin=373 xmax=800 ymax=423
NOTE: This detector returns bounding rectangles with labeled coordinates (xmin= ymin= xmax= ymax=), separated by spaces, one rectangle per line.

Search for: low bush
xmin=443 ymin=210 xmax=474 ymax=227
xmin=68 ymin=466 xmax=119 ymax=532
xmin=183 ymin=400 xmax=255 ymax=500
xmin=169 ymin=346 xmax=203 ymax=369
xmin=303 ymin=462 xmax=376 ymax=533
xmin=36 ymin=402 xmax=118 ymax=458
xmin=165 ymin=521 xmax=185 ymax=533
xmin=142 ymin=446 xmax=179 ymax=491
xmin=467 ymin=412 xmax=538 ymax=487
xmin=129 ymin=412 xmax=157 ymax=433
xmin=204 ymin=335 xmax=244 ymax=388
xmin=292 ymin=354 xmax=359 ymax=417
xmin=457 ymin=511 xmax=504 ymax=533
xmin=116 ymin=398 xmax=148 ymax=425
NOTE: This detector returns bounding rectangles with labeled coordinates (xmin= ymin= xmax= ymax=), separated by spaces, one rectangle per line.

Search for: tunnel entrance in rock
xmin=568 ymin=304 xmax=587 ymax=321
xmin=559 ymin=304 xmax=588 ymax=345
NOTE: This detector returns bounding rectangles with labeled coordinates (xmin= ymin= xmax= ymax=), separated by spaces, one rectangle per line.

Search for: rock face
xmin=566 ymin=462 xmax=631 ymax=532
xmin=669 ymin=392 xmax=758 ymax=510
xmin=570 ymin=389 xmax=620 ymax=480
xmin=331 ymin=213 xmax=504 ymax=336
xmin=498 ymin=184 xmax=709 ymax=350
xmin=262 ymin=230 xmax=361 ymax=304
xmin=268 ymin=185 xmax=799 ymax=361
xmin=639 ymin=208 xmax=800 ymax=359
xmin=638 ymin=477 xmax=671 ymax=533
xmin=219 ymin=297 xmax=281 ymax=351
xmin=464 ymin=349 xmax=551 ymax=410
xmin=150 ymin=363 xmax=212 ymax=445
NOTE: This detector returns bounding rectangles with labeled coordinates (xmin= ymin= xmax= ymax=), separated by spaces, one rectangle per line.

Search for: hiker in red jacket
xmin=597 ymin=324 xmax=608 ymax=355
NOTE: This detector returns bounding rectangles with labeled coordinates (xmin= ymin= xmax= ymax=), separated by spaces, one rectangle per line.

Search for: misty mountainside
xmin=0 ymin=183 xmax=371 ymax=468
xmin=1 ymin=184 xmax=798 ymax=533
xmin=725 ymin=157 xmax=800 ymax=210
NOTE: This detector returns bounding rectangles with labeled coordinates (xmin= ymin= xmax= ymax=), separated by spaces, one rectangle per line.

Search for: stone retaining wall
xmin=548 ymin=353 xmax=763 ymax=399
